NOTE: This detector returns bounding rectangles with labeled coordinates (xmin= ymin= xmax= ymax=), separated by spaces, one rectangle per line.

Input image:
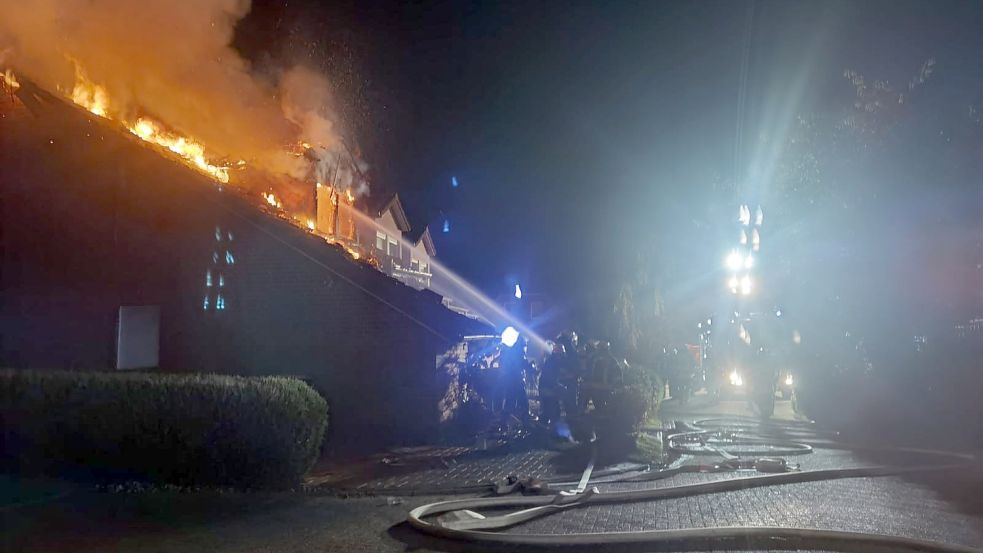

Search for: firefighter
xmin=497 ymin=335 xmax=531 ymax=425
xmin=748 ymin=347 xmax=776 ymax=417
xmin=671 ymin=346 xmax=695 ymax=402
xmin=582 ymin=341 xmax=624 ymax=410
xmin=555 ymin=330 xmax=582 ymax=417
xmin=538 ymin=341 xmax=564 ymax=426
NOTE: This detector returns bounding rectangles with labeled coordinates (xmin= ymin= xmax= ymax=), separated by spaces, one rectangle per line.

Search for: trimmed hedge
xmin=1 ymin=369 xmax=328 ymax=489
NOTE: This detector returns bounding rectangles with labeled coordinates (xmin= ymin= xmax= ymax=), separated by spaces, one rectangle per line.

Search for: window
xmin=388 ymin=238 xmax=399 ymax=258
xmin=205 ymin=269 xmax=212 ymax=287
xmin=202 ymin=295 xmax=210 ymax=310
xmin=420 ymin=262 xmax=429 ymax=274
xmin=410 ymin=258 xmax=420 ymax=271
xmin=225 ymin=251 xmax=235 ymax=264
xmin=376 ymin=231 xmax=386 ymax=250
xmin=218 ymin=274 xmax=225 ymax=287
xmin=216 ymin=294 xmax=226 ymax=310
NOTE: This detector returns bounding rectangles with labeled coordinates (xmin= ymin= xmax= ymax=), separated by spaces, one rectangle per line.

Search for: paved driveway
xmin=6 ymin=397 xmax=982 ymax=552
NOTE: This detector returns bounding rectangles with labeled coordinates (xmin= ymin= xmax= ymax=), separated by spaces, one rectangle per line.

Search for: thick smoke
xmin=0 ymin=0 xmax=355 ymax=188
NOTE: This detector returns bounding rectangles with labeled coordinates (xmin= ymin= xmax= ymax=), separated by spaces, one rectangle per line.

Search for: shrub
xmin=594 ymin=387 xmax=651 ymax=436
xmin=0 ymin=369 xmax=327 ymax=489
xmin=622 ymin=361 xmax=664 ymax=417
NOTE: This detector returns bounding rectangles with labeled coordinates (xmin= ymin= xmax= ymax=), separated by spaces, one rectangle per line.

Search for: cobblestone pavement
xmin=407 ymin=398 xmax=983 ymax=552
xmin=7 ymin=398 xmax=982 ymax=552
xmin=486 ymin=398 xmax=983 ymax=551
xmin=330 ymin=448 xmax=566 ymax=493
xmin=310 ymin=438 xmax=652 ymax=495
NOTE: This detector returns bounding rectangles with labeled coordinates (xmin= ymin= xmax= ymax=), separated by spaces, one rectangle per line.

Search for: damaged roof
xmin=0 ymin=79 xmax=488 ymax=343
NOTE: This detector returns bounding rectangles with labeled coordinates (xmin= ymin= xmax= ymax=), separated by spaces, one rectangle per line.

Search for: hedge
xmin=0 ymin=369 xmax=328 ymax=489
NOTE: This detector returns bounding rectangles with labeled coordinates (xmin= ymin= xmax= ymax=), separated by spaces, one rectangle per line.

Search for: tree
xmin=611 ymin=253 xmax=666 ymax=362
xmin=768 ymin=58 xmax=982 ymax=377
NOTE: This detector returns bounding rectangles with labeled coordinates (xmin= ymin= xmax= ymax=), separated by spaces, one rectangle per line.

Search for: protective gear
xmin=670 ymin=346 xmax=695 ymax=403
xmin=748 ymin=348 xmax=776 ymax=417
xmin=581 ymin=342 xmax=624 ymax=410
xmin=558 ymin=330 xmax=579 ymax=351
xmin=538 ymin=344 xmax=565 ymax=425
xmin=495 ymin=338 xmax=531 ymax=423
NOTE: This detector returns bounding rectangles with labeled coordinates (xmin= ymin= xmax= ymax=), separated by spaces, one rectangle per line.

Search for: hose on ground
xmin=666 ymin=427 xmax=814 ymax=457
xmin=407 ymin=417 xmax=980 ymax=552
xmin=408 ymin=463 xmax=978 ymax=552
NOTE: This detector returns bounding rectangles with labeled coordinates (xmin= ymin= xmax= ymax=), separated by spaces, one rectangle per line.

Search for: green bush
xmin=1 ymin=369 xmax=327 ymax=489
xmin=622 ymin=361 xmax=664 ymax=416
xmin=595 ymin=388 xmax=651 ymax=436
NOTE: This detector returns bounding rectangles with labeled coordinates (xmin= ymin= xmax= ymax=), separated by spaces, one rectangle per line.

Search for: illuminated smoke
xmin=0 ymin=0 xmax=364 ymax=194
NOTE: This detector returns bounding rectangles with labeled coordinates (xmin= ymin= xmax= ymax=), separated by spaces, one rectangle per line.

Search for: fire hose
xmin=665 ymin=420 xmax=814 ymax=458
xmin=406 ymin=421 xmax=980 ymax=552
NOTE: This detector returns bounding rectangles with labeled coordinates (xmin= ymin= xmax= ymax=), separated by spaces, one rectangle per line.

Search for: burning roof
xmin=0 ymin=0 xmax=369 ymax=247
xmin=4 ymin=69 xmax=370 ymax=267
xmin=0 ymin=75 xmax=490 ymax=343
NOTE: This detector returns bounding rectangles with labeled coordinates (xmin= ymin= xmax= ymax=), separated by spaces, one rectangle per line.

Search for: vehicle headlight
xmin=784 ymin=374 xmax=794 ymax=387
xmin=500 ymin=326 xmax=519 ymax=348
xmin=729 ymin=370 xmax=743 ymax=387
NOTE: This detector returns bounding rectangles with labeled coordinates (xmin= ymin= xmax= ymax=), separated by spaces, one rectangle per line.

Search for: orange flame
xmin=262 ymin=191 xmax=282 ymax=209
xmin=129 ymin=118 xmax=230 ymax=183
xmin=2 ymin=69 xmax=19 ymax=90
xmin=62 ymin=62 xmax=366 ymax=264
xmin=69 ymin=63 xmax=230 ymax=183
xmin=70 ymin=66 xmax=110 ymax=117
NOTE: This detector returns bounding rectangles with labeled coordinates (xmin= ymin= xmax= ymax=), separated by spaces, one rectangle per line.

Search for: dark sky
xmin=238 ymin=0 xmax=983 ymax=331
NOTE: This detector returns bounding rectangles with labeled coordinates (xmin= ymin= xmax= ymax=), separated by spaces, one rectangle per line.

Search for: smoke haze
xmin=0 ymin=0 xmax=354 ymax=188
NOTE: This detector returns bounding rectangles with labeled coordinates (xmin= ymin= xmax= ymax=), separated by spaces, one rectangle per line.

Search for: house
xmin=362 ymin=194 xmax=436 ymax=291
xmin=402 ymin=225 xmax=437 ymax=290
xmin=0 ymin=79 xmax=491 ymax=451
xmin=292 ymin=144 xmax=491 ymax=326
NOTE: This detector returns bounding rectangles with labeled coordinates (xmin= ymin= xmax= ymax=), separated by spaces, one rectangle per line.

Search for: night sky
xmin=237 ymin=0 xmax=983 ymax=333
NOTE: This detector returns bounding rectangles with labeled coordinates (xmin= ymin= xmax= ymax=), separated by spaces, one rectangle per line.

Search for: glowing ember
xmin=263 ymin=192 xmax=282 ymax=209
xmin=306 ymin=219 xmax=316 ymax=230
xmin=2 ymin=69 xmax=19 ymax=90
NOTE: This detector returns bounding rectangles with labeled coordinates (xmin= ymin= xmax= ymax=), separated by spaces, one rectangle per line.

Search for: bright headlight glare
xmin=501 ymin=326 xmax=520 ymax=348
xmin=729 ymin=370 xmax=743 ymax=387
xmin=740 ymin=275 xmax=753 ymax=295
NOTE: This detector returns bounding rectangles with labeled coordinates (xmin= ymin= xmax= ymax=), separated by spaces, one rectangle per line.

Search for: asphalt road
xmin=5 ymin=397 xmax=983 ymax=552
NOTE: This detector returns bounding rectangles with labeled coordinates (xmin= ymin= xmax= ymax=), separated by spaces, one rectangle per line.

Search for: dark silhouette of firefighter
xmin=581 ymin=341 xmax=624 ymax=410
xmin=538 ymin=330 xmax=586 ymax=425
xmin=495 ymin=336 xmax=531 ymax=424
xmin=555 ymin=330 xmax=583 ymax=417
xmin=538 ymin=341 xmax=565 ymax=425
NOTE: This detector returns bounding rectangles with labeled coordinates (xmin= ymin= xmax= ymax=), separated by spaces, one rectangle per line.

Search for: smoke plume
xmin=0 ymin=0 xmax=356 ymax=189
